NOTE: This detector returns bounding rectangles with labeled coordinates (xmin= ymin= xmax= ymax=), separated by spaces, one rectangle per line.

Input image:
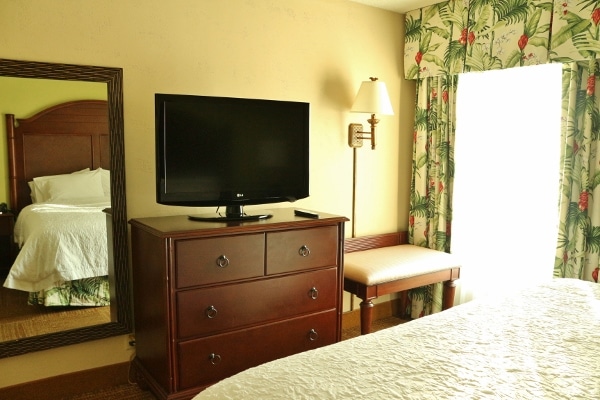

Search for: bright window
xmin=451 ymin=63 xmax=563 ymax=303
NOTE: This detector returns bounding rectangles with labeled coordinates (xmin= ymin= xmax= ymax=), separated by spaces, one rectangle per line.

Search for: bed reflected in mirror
xmin=0 ymin=59 xmax=131 ymax=358
xmin=0 ymin=81 xmax=111 ymax=341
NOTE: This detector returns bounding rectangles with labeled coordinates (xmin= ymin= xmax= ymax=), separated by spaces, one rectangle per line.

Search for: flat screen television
xmin=155 ymin=93 xmax=310 ymax=221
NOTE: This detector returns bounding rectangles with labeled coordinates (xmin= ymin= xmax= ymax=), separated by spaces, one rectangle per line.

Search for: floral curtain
xmin=555 ymin=60 xmax=600 ymax=283
xmin=403 ymin=0 xmax=600 ymax=316
xmin=404 ymin=0 xmax=553 ymax=80
xmin=551 ymin=1 xmax=600 ymax=62
xmin=404 ymin=1 xmax=468 ymax=79
xmin=404 ymin=0 xmax=600 ymax=77
xmin=465 ymin=0 xmax=553 ymax=70
xmin=407 ymin=74 xmax=457 ymax=317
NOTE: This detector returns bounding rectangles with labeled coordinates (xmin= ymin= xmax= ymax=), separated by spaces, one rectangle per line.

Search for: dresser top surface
xmin=129 ymin=208 xmax=348 ymax=237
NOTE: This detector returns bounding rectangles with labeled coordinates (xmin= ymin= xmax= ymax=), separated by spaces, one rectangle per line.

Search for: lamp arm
xmin=367 ymin=113 xmax=378 ymax=150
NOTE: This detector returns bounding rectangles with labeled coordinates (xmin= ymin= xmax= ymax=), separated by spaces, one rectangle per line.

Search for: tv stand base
xmin=188 ymin=213 xmax=272 ymax=222
xmin=189 ymin=205 xmax=272 ymax=222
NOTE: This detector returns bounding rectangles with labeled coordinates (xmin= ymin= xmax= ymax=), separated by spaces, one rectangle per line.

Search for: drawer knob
xmin=206 ymin=305 xmax=218 ymax=318
xmin=298 ymin=245 xmax=311 ymax=257
xmin=216 ymin=255 xmax=230 ymax=268
xmin=309 ymin=287 xmax=319 ymax=300
xmin=209 ymin=353 xmax=222 ymax=365
xmin=308 ymin=328 xmax=319 ymax=341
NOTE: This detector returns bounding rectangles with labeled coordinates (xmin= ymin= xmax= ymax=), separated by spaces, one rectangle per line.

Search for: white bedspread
xmin=3 ymin=197 xmax=110 ymax=292
xmin=195 ymin=278 xmax=600 ymax=399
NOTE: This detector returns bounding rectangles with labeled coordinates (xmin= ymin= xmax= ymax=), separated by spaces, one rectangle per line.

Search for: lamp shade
xmin=350 ymin=79 xmax=394 ymax=115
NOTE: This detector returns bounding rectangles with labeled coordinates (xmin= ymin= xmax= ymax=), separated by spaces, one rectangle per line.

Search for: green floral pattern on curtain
xmin=404 ymin=0 xmax=553 ymax=79
xmin=465 ymin=0 xmax=553 ymax=71
xmin=405 ymin=1 xmax=600 ymax=78
xmin=556 ymin=60 xmax=600 ymax=283
xmin=551 ymin=0 xmax=600 ymax=62
xmin=404 ymin=1 xmax=469 ymax=79
xmin=408 ymin=74 xmax=458 ymax=317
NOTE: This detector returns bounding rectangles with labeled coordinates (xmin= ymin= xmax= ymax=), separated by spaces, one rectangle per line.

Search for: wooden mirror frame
xmin=0 ymin=58 xmax=131 ymax=358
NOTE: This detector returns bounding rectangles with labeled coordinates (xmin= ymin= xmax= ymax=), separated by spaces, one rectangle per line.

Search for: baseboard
xmin=0 ymin=361 xmax=131 ymax=400
xmin=342 ymin=299 xmax=400 ymax=330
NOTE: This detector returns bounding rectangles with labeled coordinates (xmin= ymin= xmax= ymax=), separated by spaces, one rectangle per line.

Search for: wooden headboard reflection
xmin=6 ymin=100 xmax=110 ymax=214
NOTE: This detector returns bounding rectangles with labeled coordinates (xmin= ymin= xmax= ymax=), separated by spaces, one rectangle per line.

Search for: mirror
xmin=0 ymin=59 xmax=131 ymax=358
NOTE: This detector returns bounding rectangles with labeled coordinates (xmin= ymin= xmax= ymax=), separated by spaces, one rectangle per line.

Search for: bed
xmin=2 ymin=100 xmax=111 ymax=306
xmin=194 ymin=278 xmax=600 ymax=399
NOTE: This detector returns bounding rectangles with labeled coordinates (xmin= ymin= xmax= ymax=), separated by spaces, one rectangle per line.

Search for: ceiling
xmin=350 ymin=0 xmax=442 ymax=14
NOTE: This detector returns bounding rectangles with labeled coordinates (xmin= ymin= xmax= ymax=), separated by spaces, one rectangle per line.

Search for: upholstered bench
xmin=344 ymin=234 xmax=461 ymax=335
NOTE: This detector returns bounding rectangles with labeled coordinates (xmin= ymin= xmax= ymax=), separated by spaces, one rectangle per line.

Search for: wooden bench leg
xmin=442 ymin=280 xmax=457 ymax=310
xmin=398 ymin=291 xmax=409 ymax=319
xmin=359 ymin=300 xmax=374 ymax=335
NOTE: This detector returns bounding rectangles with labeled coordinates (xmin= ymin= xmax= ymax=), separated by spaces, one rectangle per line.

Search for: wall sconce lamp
xmin=349 ymin=77 xmax=394 ymax=238
xmin=348 ymin=77 xmax=394 ymax=150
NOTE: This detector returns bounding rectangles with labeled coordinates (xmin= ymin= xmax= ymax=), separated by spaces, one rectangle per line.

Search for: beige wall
xmin=0 ymin=0 xmax=414 ymax=388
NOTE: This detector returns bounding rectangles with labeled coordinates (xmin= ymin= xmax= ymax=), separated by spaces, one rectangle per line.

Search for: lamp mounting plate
xmin=348 ymin=123 xmax=364 ymax=148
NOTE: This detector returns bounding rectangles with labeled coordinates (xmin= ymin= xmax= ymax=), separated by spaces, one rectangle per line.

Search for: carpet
xmin=63 ymin=384 xmax=156 ymax=400
xmin=0 ymin=285 xmax=110 ymax=342
xmin=340 ymin=315 xmax=404 ymax=340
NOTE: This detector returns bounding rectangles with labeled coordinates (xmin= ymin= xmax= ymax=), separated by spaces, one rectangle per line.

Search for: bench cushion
xmin=344 ymin=244 xmax=460 ymax=286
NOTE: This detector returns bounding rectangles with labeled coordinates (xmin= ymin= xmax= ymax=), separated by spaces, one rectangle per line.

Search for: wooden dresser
xmin=129 ymin=208 xmax=347 ymax=400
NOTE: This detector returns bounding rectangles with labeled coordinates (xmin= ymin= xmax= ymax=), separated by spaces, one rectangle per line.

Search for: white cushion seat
xmin=344 ymin=244 xmax=461 ymax=286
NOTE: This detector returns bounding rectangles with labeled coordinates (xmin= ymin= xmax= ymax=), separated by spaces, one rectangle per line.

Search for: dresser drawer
xmin=177 ymin=309 xmax=337 ymax=390
xmin=176 ymin=267 xmax=337 ymax=339
xmin=175 ymin=233 xmax=265 ymax=288
xmin=266 ymin=226 xmax=338 ymax=275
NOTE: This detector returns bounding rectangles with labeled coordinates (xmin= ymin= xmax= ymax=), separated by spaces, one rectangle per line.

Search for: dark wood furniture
xmin=0 ymin=212 xmax=15 ymax=276
xmin=6 ymin=100 xmax=109 ymax=214
xmin=129 ymin=208 xmax=347 ymax=400
xmin=344 ymin=232 xmax=461 ymax=335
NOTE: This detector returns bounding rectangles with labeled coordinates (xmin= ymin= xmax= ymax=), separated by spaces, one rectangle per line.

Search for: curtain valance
xmin=404 ymin=0 xmax=600 ymax=80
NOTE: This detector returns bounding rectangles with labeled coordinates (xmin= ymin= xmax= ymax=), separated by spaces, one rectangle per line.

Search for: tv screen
xmin=155 ymin=93 xmax=310 ymax=221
